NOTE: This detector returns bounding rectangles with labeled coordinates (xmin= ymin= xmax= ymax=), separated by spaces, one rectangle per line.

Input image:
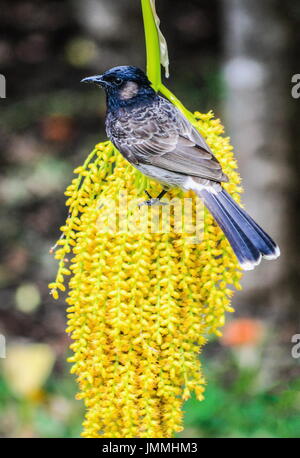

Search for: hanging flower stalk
xmin=49 ymin=0 xmax=243 ymax=438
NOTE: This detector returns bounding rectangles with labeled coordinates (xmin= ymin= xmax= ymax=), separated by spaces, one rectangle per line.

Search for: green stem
xmin=141 ymin=0 xmax=199 ymax=129
xmin=159 ymin=84 xmax=199 ymax=128
xmin=141 ymin=0 xmax=161 ymax=91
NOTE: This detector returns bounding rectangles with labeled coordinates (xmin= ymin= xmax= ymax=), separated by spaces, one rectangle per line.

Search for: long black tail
xmin=198 ymin=188 xmax=280 ymax=270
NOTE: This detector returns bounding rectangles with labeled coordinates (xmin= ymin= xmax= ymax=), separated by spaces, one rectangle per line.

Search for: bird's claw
xmin=138 ymin=198 xmax=168 ymax=207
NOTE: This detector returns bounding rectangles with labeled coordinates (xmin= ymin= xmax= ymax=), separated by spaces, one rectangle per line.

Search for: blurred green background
xmin=0 ymin=0 xmax=300 ymax=438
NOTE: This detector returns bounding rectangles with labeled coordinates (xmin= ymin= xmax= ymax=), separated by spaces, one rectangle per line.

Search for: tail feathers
xmin=198 ymin=188 xmax=280 ymax=270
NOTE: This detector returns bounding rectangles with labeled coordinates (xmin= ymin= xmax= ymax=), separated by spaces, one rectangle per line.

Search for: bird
xmin=81 ymin=65 xmax=280 ymax=271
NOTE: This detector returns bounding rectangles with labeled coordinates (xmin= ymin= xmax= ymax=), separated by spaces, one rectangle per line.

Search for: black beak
xmin=81 ymin=75 xmax=106 ymax=87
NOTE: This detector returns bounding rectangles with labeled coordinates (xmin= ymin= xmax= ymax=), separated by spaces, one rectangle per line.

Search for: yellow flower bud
xmin=49 ymin=111 xmax=242 ymax=438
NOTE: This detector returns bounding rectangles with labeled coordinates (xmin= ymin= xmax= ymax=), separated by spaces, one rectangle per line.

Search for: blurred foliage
xmin=0 ymin=362 xmax=83 ymax=438
xmin=183 ymin=364 xmax=300 ymax=438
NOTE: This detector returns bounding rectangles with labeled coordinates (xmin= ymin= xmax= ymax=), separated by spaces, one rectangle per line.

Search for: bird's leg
xmin=139 ymin=189 xmax=168 ymax=207
xmin=144 ymin=190 xmax=153 ymax=199
xmin=156 ymin=189 xmax=168 ymax=200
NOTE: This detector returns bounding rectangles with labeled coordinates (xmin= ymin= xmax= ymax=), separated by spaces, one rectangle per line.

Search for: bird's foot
xmin=138 ymin=198 xmax=168 ymax=207
xmin=138 ymin=189 xmax=168 ymax=207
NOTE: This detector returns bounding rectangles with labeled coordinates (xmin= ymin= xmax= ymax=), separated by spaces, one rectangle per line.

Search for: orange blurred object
xmin=221 ymin=318 xmax=264 ymax=347
xmin=41 ymin=115 xmax=74 ymax=142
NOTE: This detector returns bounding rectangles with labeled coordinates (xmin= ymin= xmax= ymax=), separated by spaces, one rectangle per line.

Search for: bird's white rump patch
xmin=119 ymin=81 xmax=139 ymax=100
xmin=183 ymin=176 xmax=220 ymax=195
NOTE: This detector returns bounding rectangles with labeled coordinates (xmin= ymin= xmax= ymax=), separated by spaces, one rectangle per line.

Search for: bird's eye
xmin=114 ymin=77 xmax=123 ymax=85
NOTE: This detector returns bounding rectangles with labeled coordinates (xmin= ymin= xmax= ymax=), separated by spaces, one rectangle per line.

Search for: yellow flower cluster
xmin=49 ymin=111 xmax=243 ymax=438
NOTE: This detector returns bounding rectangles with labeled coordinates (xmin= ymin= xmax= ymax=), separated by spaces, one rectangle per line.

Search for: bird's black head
xmin=81 ymin=66 xmax=156 ymax=111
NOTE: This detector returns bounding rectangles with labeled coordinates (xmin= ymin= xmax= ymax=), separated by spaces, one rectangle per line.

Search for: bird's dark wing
xmin=108 ymin=96 xmax=228 ymax=183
